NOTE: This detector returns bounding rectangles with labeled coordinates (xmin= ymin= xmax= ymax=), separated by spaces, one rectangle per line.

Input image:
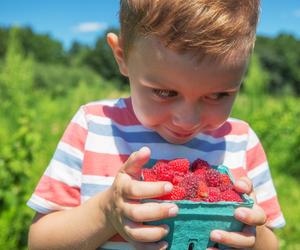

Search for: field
xmin=0 ymin=28 xmax=300 ymax=249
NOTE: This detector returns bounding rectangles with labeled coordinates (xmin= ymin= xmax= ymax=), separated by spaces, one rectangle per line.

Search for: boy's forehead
xmin=131 ymin=35 xmax=249 ymax=72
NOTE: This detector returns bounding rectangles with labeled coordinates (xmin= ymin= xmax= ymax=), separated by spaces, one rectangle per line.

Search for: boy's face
xmin=109 ymin=34 xmax=248 ymax=144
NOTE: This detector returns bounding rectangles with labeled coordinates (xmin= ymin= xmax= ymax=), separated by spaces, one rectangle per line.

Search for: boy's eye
xmin=204 ymin=92 xmax=230 ymax=101
xmin=152 ymin=89 xmax=178 ymax=98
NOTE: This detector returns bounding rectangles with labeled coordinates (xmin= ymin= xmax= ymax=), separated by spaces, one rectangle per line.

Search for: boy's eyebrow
xmin=140 ymin=78 xmax=170 ymax=88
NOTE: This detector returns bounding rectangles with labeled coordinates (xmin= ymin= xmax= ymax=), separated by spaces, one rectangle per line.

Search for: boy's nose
xmin=171 ymin=102 xmax=201 ymax=130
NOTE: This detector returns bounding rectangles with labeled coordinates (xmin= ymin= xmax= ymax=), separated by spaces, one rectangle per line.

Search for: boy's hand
xmin=208 ymin=177 xmax=267 ymax=250
xmin=106 ymin=147 xmax=177 ymax=250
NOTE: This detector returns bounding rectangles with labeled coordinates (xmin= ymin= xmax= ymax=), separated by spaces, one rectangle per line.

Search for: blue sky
xmin=1 ymin=0 xmax=300 ymax=49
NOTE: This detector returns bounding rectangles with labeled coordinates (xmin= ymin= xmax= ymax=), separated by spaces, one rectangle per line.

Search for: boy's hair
xmin=119 ymin=0 xmax=260 ymax=63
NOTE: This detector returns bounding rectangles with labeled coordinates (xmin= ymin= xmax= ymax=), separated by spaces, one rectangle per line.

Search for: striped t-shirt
xmin=27 ymin=97 xmax=285 ymax=250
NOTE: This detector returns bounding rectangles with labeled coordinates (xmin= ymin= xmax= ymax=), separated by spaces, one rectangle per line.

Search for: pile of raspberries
xmin=142 ymin=158 xmax=243 ymax=202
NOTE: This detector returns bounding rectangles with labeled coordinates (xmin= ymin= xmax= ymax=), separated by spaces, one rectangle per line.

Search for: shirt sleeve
xmin=27 ymin=106 xmax=88 ymax=214
xmin=245 ymin=126 xmax=286 ymax=229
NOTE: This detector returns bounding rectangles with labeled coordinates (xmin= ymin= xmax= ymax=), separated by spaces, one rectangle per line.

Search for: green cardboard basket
xmin=144 ymin=165 xmax=254 ymax=250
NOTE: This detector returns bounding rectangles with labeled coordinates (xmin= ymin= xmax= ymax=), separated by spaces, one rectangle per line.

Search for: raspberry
xmin=180 ymin=174 xmax=203 ymax=199
xmin=168 ymin=158 xmax=190 ymax=173
xmin=142 ymin=169 xmax=157 ymax=181
xmin=196 ymin=180 xmax=208 ymax=198
xmin=219 ymin=183 xmax=233 ymax=192
xmin=203 ymin=187 xmax=221 ymax=202
xmin=220 ymin=174 xmax=232 ymax=185
xmin=193 ymin=168 xmax=207 ymax=180
xmin=191 ymin=159 xmax=210 ymax=172
xmin=205 ymin=168 xmax=221 ymax=187
xmin=153 ymin=161 xmax=174 ymax=182
xmin=172 ymin=172 xmax=186 ymax=185
xmin=158 ymin=186 xmax=186 ymax=200
xmin=220 ymin=189 xmax=243 ymax=202
xmin=219 ymin=174 xmax=233 ymax=191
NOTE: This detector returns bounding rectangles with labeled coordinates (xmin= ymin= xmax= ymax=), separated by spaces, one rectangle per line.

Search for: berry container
xmin=143 ymin=165 xmax=254 ymax=250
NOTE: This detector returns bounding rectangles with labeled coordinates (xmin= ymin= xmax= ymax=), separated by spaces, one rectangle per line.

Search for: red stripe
xmin=82 ymin=151 xmax=129 ymax=176
xmin=258 ymin=196 xmax=282 ymax=222
xmin=83 ymin=100 xmax=141 ymax=126
xmin=228 ymin=167 xmax=247 ymax=182
xmin=35 ymin=175 xmax=80 ymax=207
xmin=204 ymin=121 xmax=248 ymax=138
xmin=61 ymin=122 xmax=87 ymax=153
xmin=246 ymin=143 xmax=267 ymax=171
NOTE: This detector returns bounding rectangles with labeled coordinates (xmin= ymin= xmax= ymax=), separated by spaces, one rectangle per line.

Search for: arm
xmin=28 ymin=189 xmax=116 ymax=250
xmin=28 ymin=147 xmax=175 ymax=250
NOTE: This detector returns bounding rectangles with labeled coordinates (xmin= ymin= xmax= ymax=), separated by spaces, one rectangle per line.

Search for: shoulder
xmin=77 ymin=97 xmax=140 ymax=126
xmin=205 ymin=117 xmax=252 ymax=138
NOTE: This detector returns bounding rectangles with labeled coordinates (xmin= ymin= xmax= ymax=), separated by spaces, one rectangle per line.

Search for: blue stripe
xmin=81 ymin=183 xmax=110 ymax=196
xmin=252 ymin=169 xmax=272 ymax=188
xmin=89 ymin=122 xmax=247 ymax=153
xmin=53 ymin=149 xmax=82 ymax=171
xmin=27 ymin=200 xmax=51 ymax=214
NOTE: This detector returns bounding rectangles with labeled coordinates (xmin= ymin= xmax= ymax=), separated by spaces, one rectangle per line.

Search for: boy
xmin=27 ymin=0 xmax=285 ymax=249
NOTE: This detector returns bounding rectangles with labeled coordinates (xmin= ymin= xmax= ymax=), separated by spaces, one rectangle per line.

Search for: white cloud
xmin=73 ymin=22 xmax=108 ymax=33
xmin=293 ymin=9 xmax=300 ymax=18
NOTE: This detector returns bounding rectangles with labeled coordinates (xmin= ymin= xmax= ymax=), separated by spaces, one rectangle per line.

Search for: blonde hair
xmin=119 ymin=0 xmax=260 ymax=62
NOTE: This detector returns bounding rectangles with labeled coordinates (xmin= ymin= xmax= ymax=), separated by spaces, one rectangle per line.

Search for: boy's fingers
xmin=123 ymin=202 xmax=178 ymax=222
xmin=120 ymin=147 xmax=151 ymax=179
xmin=234 ymin=176 xmax=253 ymax=194
xmin=123 ymin=219 xmax=169 ymax=243
xmin=210 ymin=230 xmax=255 ymax=249
xmin=123 ymin=179 xmax=173 ymax=199
xmin=234 ymin=204 xmax=267 ymax=226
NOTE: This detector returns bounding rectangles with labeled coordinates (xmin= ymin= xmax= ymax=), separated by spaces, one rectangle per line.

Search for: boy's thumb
xmin=120 ymin=147 xmax=151 ymax=179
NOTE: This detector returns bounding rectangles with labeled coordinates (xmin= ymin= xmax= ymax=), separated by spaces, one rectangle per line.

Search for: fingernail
xmin=140 ymin=146 xmax=149 ymax=153
xmin=236 ymin=180 xmax=248 ymax=190
xmin=163 ymin=225 xmax=170 ymax=234
xmin=160 ymin=241 xmax=168 ymax=250
xmin=164 ymin=183 xmax=173 ymax=193
xmin=169 ymin=206 xmax=178 ymax=217
xmin=211 ymin=230 xmax=222 ymax=241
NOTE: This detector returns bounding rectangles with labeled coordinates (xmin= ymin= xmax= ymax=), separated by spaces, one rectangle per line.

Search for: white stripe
xmin=102 ymin=241 xmax=134 ymax=250
xmin=267 ymin=214 xmax=286 ymax=229
xmin=71 ymin=107 xmax=88 ymax=129
xmin=247 ymin=162 xmax=269 ymax=179
xmin=29 ymin=194 xmax=71 ymax=211
xmin=82 ymin=175 xmax=115 ymax=185
xmin=58 ymin=141 xmax=84 ymax=160
xmin=45 ymin=159 xmax=82 ymax=187
xmin=254 ymin=180 xmax=277 ymax=203
xmin=246 ymin=128 xmax=259 ymax=150
xmin=86 ymin=133 xmax=132 ymax=154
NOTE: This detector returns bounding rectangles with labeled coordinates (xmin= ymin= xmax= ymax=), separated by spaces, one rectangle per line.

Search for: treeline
xmin=0 ymin=26 xmax=300 ymax=95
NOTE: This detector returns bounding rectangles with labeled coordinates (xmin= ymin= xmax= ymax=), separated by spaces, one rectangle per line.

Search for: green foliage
xmin=0 ymin=27 xmax=34 ymax=117
xmin=0 ymin=27 xmax=40 ymax=250
xmin=255 ymin=34 xmax=300 ymax=95
xmin=0 ymin=26 xmax=66 ymax=64
xmin=0 ymin=25 xmax=300 ymax=249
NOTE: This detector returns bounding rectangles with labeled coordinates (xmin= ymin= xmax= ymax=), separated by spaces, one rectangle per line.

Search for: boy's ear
xmin=107 ymin=33 xmax=129 ymax=77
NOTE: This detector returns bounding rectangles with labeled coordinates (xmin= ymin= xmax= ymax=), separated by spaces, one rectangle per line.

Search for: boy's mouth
xmin=165 ymin=127 xmax=196 ymax=138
